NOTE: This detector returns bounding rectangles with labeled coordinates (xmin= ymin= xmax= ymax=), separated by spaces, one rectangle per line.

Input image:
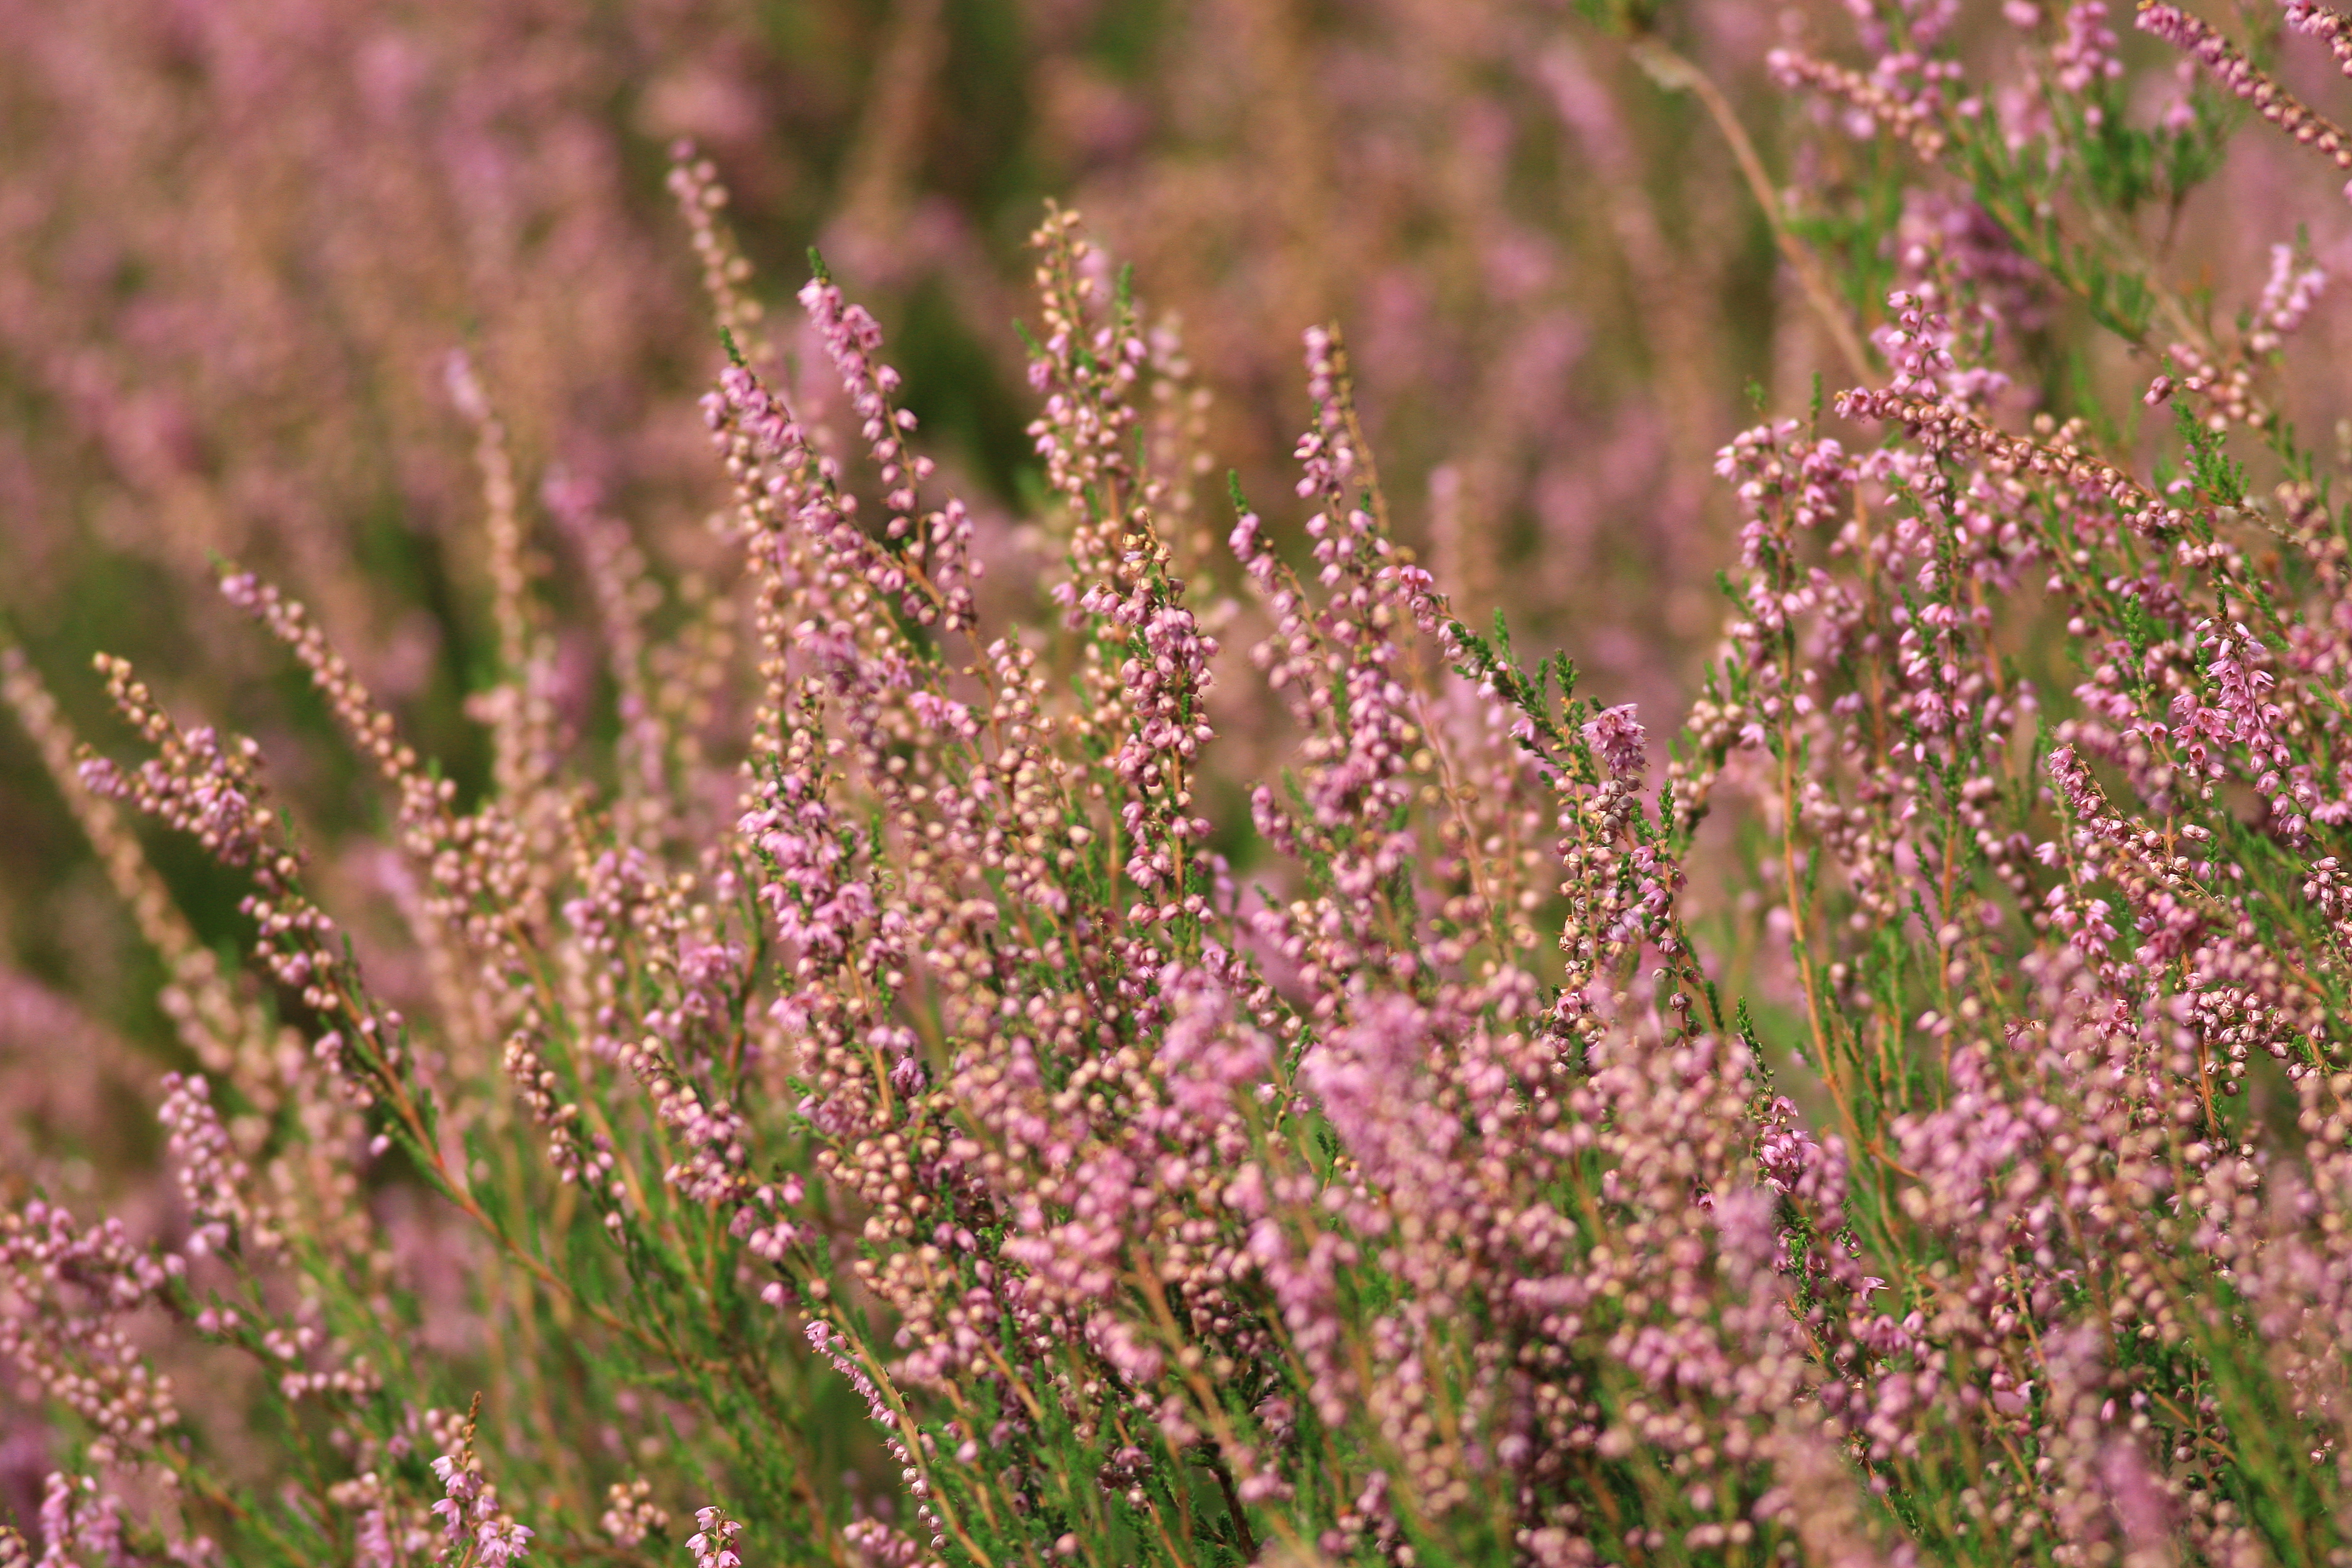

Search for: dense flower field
xmin=10 ymin=0 xmax=2352 ymax=1562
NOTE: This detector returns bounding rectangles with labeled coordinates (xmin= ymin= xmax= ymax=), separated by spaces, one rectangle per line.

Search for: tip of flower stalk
xmin=806 ymin=246 xmax=832 ymax=285
xmin=442 ymin=349 xmax=489 ymax=422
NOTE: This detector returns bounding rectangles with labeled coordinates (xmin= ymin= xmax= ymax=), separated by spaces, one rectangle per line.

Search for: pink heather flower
xmin=2139 ymin=2 xmax=2352 ymax=193
xmin=2286 ymin=0 xmax=2352 ymax=79
xmin=688 ymin=1505 xmax=746 ymax=1568
xmin=36 ymin=1473 xmax=129 ymax=1567
xmin=1 ymin=1202 xmax=185 ymax=1466
xmin=2053 ymin=2 xmax=2124 ymax=108
xmin=2158 ymin=56 xmax=2201 ymax=132
xmin=442 ymin=348 xmax=490 ymax=423
xmin=472 ymin=1520 xmax=535 ymax=1566
xmin=2250 ymin=242 xmax=2327 ymax=353
xmin=599 ymin=1481 xmax=670 ymax=1548
xmin=157 ymin=1072 xmax=277 ymax=1258
xmin=428 ymin=1429 xmax=533 ymax=1566
xmin=354 ymin=1507 xmax=396 ymax=1568
xmin=1580 ymin=702 xmax=1647 ymax=779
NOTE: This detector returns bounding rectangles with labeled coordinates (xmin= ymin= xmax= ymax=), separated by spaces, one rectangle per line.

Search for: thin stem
xmin=1628 ymin=38 xmax=1876 ymax=387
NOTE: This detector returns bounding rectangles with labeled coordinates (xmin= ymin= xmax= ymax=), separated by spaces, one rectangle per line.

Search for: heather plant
xmin=0 ymin=0 xmax=1795 ymax=858
xmin=22 ymin=0 xmax=2352 ymax=1564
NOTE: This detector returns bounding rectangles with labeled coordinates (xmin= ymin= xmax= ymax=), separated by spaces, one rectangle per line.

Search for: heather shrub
xmin=17 ymin=1 xmax=2352 ymax=1564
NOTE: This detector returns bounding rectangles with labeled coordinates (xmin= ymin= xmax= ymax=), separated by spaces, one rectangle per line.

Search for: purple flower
xmin=1579 ymin=702 xmax=1647 ymax=779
